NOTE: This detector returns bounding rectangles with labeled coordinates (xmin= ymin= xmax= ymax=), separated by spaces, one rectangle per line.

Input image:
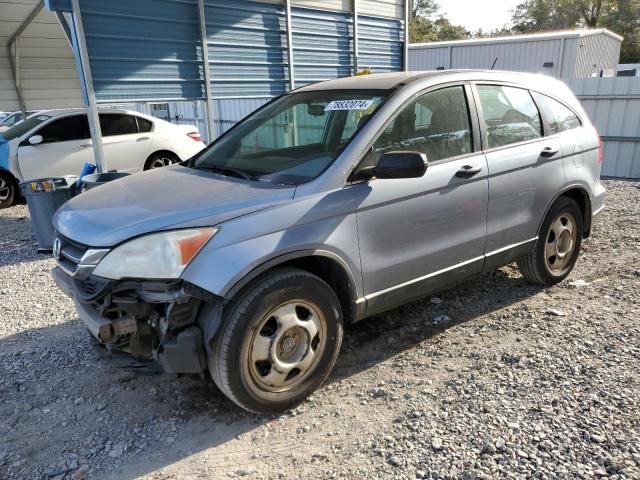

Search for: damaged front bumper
xmin=52 ymin=266 xmax=221 ymax=374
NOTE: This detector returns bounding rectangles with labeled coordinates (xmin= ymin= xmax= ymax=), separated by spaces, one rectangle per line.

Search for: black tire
xmin=0 ymin=171 xmax=17 ymax=209
xmin=143 ymin=151 xmax=180 ymax=170
xmin=209 ymin=267 xmax=343 ymax=414
xmin=517 ymin=196 xmax=583 ymax=286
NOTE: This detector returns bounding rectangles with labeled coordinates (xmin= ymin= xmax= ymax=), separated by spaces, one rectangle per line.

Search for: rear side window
xmin=37 ymin=115 xmax=90 ymax=143
xmin=533 ymin=93 xmax=581 ymax=134
xmin=477 ymin=85 xmax=542 ymax=149
xmin=137 ymin=117 xmax=153 ymax=133
xmin=99 ymin=114 xmax=138 ymax=136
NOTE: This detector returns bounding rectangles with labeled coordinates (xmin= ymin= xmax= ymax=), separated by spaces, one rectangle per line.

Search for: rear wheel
xmin=208 ymin=267 xmax=343 ymax=413
xmin=0 ymin=171 xmax=16 ymax=209
xmin=144 ymin=152 xmax=180 ymax=170
xmin=517 ymin=196 xmax=583 ymax=285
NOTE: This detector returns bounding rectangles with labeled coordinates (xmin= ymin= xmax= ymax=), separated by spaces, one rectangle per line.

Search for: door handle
xmin=136 ymin=136 xmax=150 ymax=142
xmin=79 ymin=143 xmax=92 ymax=148
xmin=540 ymin=146 xmax=559 ymax=158
xmin=455 ymin=165 xmax=482 ymax=178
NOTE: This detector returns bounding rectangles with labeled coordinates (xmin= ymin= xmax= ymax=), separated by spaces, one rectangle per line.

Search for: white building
xmin=409 ymin=29 xmax=622 ymax=78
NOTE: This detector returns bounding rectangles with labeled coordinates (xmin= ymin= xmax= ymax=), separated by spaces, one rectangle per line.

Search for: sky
xmin=438 ymin=0 xmax=522 ymax=32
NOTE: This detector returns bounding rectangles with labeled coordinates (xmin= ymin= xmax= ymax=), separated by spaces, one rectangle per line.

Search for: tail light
xmin=187 ymin=132 xmax=202 ymax=142
xmin=597 ymin=135 xmax=603 ymax=163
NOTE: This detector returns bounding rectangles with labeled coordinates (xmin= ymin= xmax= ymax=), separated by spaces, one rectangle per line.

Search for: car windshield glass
xmin=192 ymin=90 xmax=388 ymax=184
xmin=1 ymin=115 xmax=51 ymax=141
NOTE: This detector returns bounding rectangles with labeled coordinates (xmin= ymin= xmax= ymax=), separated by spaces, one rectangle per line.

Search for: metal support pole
xmin=6 ymin=43 xmax=25 ymax=113
xmin=285 ymin=0 xmax=295 ymax=89
xmin=71 ymin=0 xmax=106 ymax=173
xmin=403 ymin=0 xmax=409 ymax=71
xmin=15 ymin=39 xmax=25 ymax=116
xmin=6 ymin=1 xmax=43 ymax=114
xmin=352 ymin=0 xmax=359 ymax=74
xmin=198 ymin=0 xmax=215 ymax=143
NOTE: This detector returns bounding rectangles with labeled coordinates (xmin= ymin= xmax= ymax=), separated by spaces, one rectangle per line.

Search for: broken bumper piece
xmin=52 ymin=266 xmax=217 ymax=374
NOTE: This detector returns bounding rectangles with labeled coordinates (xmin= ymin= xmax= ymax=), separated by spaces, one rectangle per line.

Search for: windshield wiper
xmin=194 ymin=165 xmax=255 ymax=181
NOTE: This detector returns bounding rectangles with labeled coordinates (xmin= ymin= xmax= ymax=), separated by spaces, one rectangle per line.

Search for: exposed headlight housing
xmin=93 ymin=228 xmax=217 ymax=280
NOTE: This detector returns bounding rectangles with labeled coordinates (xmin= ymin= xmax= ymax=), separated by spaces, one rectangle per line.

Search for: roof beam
xmin=8 ymin=1 xmax=44 ymax=46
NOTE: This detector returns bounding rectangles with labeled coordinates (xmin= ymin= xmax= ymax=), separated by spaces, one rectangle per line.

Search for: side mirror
xmin=374 ymin=151 xmax=427 ymax=179
xmin=28 ymin=135 xmax=43 ymax=146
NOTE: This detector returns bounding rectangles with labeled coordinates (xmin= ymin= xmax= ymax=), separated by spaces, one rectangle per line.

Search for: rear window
xmin=0 ymin=115 xmax=51 ymax=141
xmin=533 ymin=93 xmax=581 ymax=134
xmin=137 ymin=116 xmax=153 ymax=133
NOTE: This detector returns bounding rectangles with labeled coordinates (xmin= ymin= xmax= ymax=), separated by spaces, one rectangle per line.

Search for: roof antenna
xmin=490 ymin=57 xmax=498 ymax=70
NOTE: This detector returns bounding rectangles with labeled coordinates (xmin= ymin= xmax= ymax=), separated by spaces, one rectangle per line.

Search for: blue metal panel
xmin=204 ymin=0 xmax=288 ymax=98
xmin=291 ymin=7 xmax=353 ymax=86
xmin=80 ymin=0 xmax=203 ymax=102
xmin=357 ymin=14 xmax=403 ymax=73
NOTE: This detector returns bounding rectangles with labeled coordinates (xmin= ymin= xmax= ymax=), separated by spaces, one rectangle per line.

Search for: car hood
xmin=54 ymin=165 xmax=296 ymax=247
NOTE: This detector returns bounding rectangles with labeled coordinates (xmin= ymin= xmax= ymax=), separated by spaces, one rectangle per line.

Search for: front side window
xmin=533 ymin=93 xmax=581 ymax=134
xmin=477 ymin=85 xmax=542 ymax=149
xmin=2 ymin=115 xmax=50 ymax=141
xmin=193 ymin=90 xmax=388 ymax=184
xmin=37 ymin=115 xmax=90 ymax=143
xmin=99 ymin=114 xmax=138 ymax=136
xmin=371 ymin=85 xmax=473 ymax=163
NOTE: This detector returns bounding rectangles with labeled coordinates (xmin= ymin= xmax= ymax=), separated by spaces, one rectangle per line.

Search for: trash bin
xmin=81 ymin=172 xmax=130 ymax=190
xmin=19 ymin=176 xmax=77 ymax=253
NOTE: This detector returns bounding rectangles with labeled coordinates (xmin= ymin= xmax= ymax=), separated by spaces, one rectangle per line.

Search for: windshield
xmin=1 ymin=114 xmax=51 ymax=141
xmin=192 ymin=90 xmax=388 ymax=184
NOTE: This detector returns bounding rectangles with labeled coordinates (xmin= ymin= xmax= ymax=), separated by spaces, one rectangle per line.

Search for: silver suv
xmin=52 ymin=70 xmax=605 ymax=413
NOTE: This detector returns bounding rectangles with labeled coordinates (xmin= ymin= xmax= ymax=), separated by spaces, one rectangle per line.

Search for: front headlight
xmin=93 ymin=227 xmax=217 ymax=280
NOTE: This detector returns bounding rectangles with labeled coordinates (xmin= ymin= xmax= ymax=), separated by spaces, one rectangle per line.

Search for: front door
xmin=17 ymin=114 xmax=92 ymax=181
xmin=353 ymin=84 xmax=489 ymax=315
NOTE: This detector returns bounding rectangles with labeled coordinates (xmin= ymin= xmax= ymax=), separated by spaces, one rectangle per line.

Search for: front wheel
xmin=208 ymin=268 xmax=343 ymax=414
xmin=0 ymin=171 xmax=17 ymax=209
xmin=517 ymin=196 xmax=583 ymax=285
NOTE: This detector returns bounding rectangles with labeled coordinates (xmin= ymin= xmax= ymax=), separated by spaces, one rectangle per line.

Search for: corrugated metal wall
xmin=1 ymin=0 xmax=82 ymax=110
xmin=408 ymin=45 xmax=448 ymax=70
xmin=358 ymin=14 xmax=403 ymax=72
xmin=574 ymin=33 xmax=621 ymax=78
xmin=408 ymin=32 xmax=621 ymax=79
xmin=204 ymin=0 xmax=288 ymax=98
xmin=291 ymin=7 xmax=353 ymax=86
xmin=44 ymin=0 xmax=405 ymax=143
xmin=410 ymin=38 xmax=565 ymax=77
xmin=80 ymin=0 xmax=202 ymax=102
xmin=566 ymin=77 xmax=640 ymax=178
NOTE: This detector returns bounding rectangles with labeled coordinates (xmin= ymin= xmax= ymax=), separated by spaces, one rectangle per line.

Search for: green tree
xmin=509 ymin=0 xmax=640 ymax=62
xmin=409 ymin=0 xmax=470 ymax=43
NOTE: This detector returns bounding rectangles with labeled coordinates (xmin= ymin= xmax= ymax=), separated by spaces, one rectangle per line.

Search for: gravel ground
xmin=1 ymin=179 xmax=639 ymax=480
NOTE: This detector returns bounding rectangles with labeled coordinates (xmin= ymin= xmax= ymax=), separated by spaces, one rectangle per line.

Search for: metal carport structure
xmin=1 ymin=0 xmax=83 ymax=112
xmin=36 ymin=0 xmax=409 ymax=173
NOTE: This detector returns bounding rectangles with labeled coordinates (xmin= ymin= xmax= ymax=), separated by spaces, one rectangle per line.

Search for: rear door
xmin=17 ymin=114 xmax=92 ymax=180
xmin=99 ymin=113 xmax=153 ymax=173
xmin=473 ymin=83 xmax=565 ymax=264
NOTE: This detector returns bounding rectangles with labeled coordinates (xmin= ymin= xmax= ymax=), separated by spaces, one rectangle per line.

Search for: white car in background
xmin=0 ymin=108 xmax=205 ymax=208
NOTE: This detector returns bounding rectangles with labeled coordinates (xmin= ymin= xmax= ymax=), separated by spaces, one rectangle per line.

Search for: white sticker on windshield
xmin=324 ymin=100 xmax=374 ymax=111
